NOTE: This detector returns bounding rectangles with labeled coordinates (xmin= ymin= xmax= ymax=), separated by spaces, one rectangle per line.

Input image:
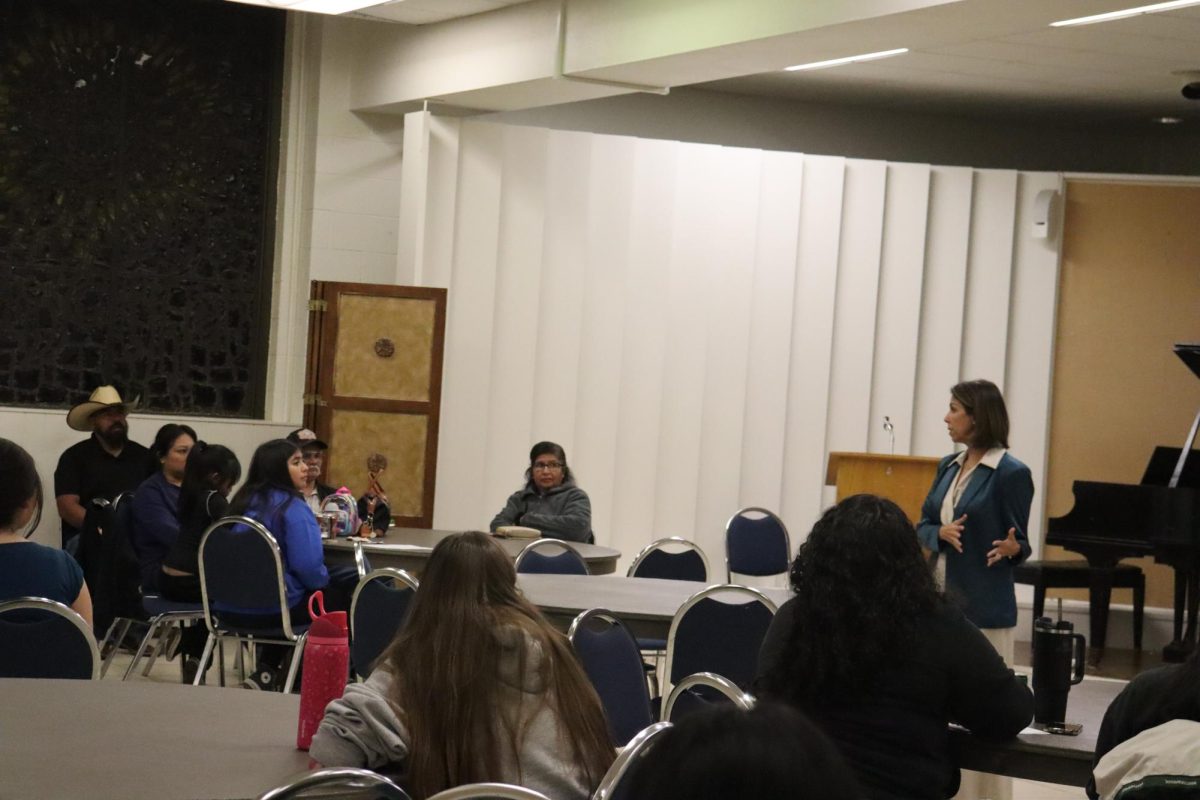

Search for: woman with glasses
xmin=489 ymin=441 xmax=593 ymax=543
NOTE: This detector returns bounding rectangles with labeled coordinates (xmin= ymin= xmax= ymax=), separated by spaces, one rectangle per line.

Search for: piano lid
xmin=1142 ymin=447 xmax=1200 ymax=489
xmin=1175 ymin=343 xmax=1200 ymax=381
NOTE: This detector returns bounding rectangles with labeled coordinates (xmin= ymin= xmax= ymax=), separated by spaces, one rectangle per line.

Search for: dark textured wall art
xmin=0 ymin=0 xmax=284 ymax=416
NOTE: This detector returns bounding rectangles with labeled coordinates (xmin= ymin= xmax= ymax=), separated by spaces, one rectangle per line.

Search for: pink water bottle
xmin=296 ymin=590 xmax=350 ymax=750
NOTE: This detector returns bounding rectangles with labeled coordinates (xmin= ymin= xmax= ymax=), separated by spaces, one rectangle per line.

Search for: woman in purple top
xmin=130 ymin=423 xmax=196 ymax=592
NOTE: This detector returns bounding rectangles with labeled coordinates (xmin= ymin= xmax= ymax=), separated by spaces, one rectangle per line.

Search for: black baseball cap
xmin=286 ymin=428 xmax=328 ymax=450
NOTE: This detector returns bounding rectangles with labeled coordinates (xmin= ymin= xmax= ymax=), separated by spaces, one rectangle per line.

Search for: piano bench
xmin=1013 ymin=560 xmax=1145 ymax=651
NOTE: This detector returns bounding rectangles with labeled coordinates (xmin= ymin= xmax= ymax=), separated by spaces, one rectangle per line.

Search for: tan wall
xmin=1046 ymin=181 xmax=1200 ymax=609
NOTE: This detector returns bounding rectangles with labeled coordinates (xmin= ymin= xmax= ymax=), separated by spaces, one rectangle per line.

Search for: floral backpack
xmin=319 ymin=488 xmax=359 ymax=538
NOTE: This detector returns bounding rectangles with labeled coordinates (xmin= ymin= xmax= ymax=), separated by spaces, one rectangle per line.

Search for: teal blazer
xmin=916 ymin=452 xmax=1033 ymax=628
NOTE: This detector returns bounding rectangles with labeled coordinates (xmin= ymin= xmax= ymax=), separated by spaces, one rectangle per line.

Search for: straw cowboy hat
xmin=66 ymin=385 xmax=138 ymax=432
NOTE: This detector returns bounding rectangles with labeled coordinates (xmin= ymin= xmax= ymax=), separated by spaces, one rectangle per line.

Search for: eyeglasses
xmin=532 ymin=461 xmax=564 ymax=471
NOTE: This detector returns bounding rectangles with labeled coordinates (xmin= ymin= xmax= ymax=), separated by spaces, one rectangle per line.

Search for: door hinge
xmin=308 ymin=299 xmax=328 ymax=312
xmin=302 ymin=393 xmax=327 ymax=407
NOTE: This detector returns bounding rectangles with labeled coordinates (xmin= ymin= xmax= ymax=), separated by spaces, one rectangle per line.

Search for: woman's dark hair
xmin=624 ymin=703 xmax=860 ymax=800
xmin=178 ymin=442 xmax=242 ymax=522
xmin=151 ymin=423 xmax=198 ymax=460
xmin=759 ymin=494 xmax=940 ymax=707
xmin=523 ymin=440 xmax=572 ymax=486
xmin=380 ymin=531 xmax=614 ymax=797
xmin=229 ymin=439 xmax=300 ymax=515
xmin=0 ymin=438 xmax=42 ymax=535
xmin=951 ymin=379 xmax=1009 ymax=450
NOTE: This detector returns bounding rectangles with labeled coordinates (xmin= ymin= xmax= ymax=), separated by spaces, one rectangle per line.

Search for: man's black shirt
xmin=54 ymin=434 xmax=156 ymax=547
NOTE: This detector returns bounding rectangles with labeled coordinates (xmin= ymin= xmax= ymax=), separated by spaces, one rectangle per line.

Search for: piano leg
xmin=1163 ymin=565 xmax=1198 ymax=663
xmin=1086 ymin=566 xmax=1115 ymax=663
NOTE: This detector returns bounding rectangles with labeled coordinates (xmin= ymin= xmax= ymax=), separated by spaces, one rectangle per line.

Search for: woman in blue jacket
xmin=221 ymin=438 xmax=356 ymax=689
xmin=916 ymin=379 xmax=1033 ymax=649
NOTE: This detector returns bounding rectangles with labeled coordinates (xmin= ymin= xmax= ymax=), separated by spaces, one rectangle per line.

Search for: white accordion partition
xmin=398 ymin=113 xmax=1061 ymax=571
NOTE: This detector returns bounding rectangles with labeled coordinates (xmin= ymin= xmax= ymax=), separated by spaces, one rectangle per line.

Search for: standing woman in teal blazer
xmin=916 ymin=379 xmax=1033 ymax=653
xmin=916 ymin=379 xmax=1033 ymax=800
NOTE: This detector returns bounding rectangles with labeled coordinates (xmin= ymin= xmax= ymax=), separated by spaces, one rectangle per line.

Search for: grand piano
xmin=1046 ymin=343 xmax=1200 ymax=662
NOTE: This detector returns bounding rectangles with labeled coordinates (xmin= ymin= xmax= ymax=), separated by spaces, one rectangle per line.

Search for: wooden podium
xmin=825 ymin=452 xmax=941 ymax=523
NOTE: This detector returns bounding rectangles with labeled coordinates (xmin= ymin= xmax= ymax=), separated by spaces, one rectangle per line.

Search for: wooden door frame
xmin=304 ymin=280 xmax=447 ymax=527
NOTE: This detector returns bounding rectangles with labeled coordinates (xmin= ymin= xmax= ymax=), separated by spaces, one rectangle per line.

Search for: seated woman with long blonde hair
xmin=310 ymin=531 xmax=614 ymax=799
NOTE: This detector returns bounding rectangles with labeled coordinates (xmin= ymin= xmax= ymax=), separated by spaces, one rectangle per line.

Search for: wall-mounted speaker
xmin=1032 ymin=189 xmax=1058 ymax=240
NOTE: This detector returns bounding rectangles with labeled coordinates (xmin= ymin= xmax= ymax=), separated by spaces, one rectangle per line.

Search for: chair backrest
xmin=426 ymin=784 xmax=552 ymax=800
xmin=257 ymin=766 xmax=411 ymax=800
xmin=350 ymin=568 xmax=419 ymax=679
xmin=724 ymin=506 xmax=791 ymax=579
xmin=627 ymin=538 xmax=709 ymax=582
xmin=0 ymin=597 xmax=101 ymax=679
xmin=664 ymin=584 xmax=778 ymax=695
xmin=568 ymin=608 xmax=655 ymax=747
xmin=661 ymin=671 xmax=756 ymax=722
xmin=197 ymin=515 xmax=301 ymax=640
xmin=514 ymin=539 xmax=588 ymax=575
xmin=591 ymin=721 xmax=674 ymax=800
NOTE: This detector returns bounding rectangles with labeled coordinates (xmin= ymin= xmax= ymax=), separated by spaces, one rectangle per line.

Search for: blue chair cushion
xmin=727 ymin=514 xmax=789 ymax=576
xmin=632 ymin=549 xmax=706 ymax=582
xmin=670 ymin=596 xmax=774 ymax=688
xmin=517 ymin=550 xmax=588 ymax=575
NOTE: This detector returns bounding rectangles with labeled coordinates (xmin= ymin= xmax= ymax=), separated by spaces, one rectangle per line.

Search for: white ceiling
xmin=349 ymin=0 xmax=529 ymax=25
xmin=696 ymin=4 xmax=1200 ymax=120
xmin=346 ymin=0 xmax=1200 ymax=122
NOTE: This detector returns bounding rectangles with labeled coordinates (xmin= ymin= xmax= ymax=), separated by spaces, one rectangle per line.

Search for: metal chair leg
xmin=122 ymin=617 xmax=165 ymax=680
xmin=99 ymin=618 xmax=135 ymax=678
xmin=282 ymin=634 xmax=307 ymax=693
xmin=194 ymin=633 xmax=217 ymax=686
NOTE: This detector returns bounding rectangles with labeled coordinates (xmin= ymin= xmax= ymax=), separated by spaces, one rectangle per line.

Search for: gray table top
xmin=0 ymin=678 xmax=309 ymax=800
xmin=323 ymin=527 xmax=621 ymax=566
xmin=517 ymin=573 xmax=793 ymax=623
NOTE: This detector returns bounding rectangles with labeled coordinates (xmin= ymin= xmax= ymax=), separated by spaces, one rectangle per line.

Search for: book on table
xmin=494 ymin=526 xmax=541 ymax=540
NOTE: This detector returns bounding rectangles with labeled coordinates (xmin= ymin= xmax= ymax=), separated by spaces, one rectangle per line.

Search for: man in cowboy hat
xmin=287 ymin=428 xmax=334 ymax=515
xmin=54 ymin=385 xmax=156 ymax=552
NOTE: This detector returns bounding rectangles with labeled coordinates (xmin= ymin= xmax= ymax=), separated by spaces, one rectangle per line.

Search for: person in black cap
xmin=287 ymin=428 xmax=334 ymax=515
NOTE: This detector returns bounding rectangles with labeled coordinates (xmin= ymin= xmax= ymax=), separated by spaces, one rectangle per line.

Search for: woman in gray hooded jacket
xmin=490 ymin=441 xmax=594 ymax=543
xmin=309 ymin=531 xmax=614 ymax=800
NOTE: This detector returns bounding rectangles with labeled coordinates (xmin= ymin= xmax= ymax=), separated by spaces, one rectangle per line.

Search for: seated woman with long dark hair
xmin=158 ymin=442 xmax=242 ymax=603
xmin=310 ymin=531 xmax=614 ymax=800
xmin=220 ymin=439 xmax=357 ymax=689
xmin=130 ymin=423 xmax=196 ymax=592
xmin=756 ymin=494 xmax=1033 ymax=800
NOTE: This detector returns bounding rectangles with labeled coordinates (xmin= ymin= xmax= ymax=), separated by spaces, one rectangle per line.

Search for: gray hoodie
xmin=489 ymin=478 xmax=593 ymax=543
xmin=309 ymin=625 xmax=594 ymax=800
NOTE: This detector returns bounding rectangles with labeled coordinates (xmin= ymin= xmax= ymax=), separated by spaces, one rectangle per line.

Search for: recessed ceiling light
xmin=1051 ymin=0 xmax=1200 ymax=27
xmin=784 ymin=48 xmax=909 ymax=72
xmin=225 ymin=0 xmax=383 ymax=14
xmin=1153 ymin=116 xmax=1184 ymax=124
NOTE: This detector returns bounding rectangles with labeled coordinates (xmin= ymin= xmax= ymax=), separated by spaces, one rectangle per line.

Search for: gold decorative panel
xmin=327 ymin=409 xmax=429 ymax=519
xmin=332 ymin=295 xmax=435 ymax=402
